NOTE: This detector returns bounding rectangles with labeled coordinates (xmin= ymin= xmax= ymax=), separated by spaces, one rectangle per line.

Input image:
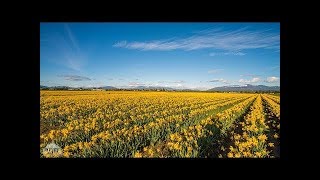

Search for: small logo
xmin=42 ymin=142 xmax=63 ymax=158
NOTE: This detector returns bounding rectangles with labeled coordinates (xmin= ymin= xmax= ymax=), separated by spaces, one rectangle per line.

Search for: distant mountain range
xmin=100 ymin=86 xmax=118 ymax=90
xmin=40 ymin=84 xmax=280 ymax=92
xmin=207 ymin=84 xmax=280 ymax=92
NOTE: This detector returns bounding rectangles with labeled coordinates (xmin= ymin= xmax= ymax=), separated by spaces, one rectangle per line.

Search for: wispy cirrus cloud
xmin=239 ymin=77 xmax=261 ymax=83
xmin=208 ymin=78 xmax=229 ymax=84
xmin=113 ymin=27 xmax=279 ymax=52
xmin=265 ymin=76 xmax=279 ymax=83
xmin=40 ymin=24 xmax=86 ymax=71
xmin=58 ymin=75 xmax=91 ymax=81
xmin=113 ymin=41 xmax=128 ymax=48
xmin=208 ymin=69 xmax=224 ymax=74
xmin=65 ymin=24 xmax=80 ymax=53
xmin=158 ymin=80 xmax=185 ymax=83
xmin=209 ymin=51 xmax=246 ymax=56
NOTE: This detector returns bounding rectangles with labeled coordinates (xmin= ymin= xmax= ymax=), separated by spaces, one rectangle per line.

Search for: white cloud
xmin=173 ymin=80 xmax=185 ymax=83
xmin=208 ymin=78 xmax=229 ymax=84
xmin=113 ymin=41 xmax=127 ymax=47
xmin=155 ymin=80 xmax=186 ymax=88
xmin=252 ymin=77 xmax=260 ymax=83
xmin=239 ymin=79 xmax=245 ymax=83
xmin=266 ymin=76 xmax=279 ymax=83
xmin=208 ymin=69 xmax=224 ymax=74
xmin=158 ymin=80 xmax=185 ymax=83
xmin=239 ymin=77 xmax=261 ymax=83
xmin=113 ymin=27 xmax=279 ymax=52
xmin=209 ymin=51 xmax=246 ymax=56
xmin=58 ymin=75 xmax=91 ymax=81
xmin=128 ymin=82 xmax=145 ymax=86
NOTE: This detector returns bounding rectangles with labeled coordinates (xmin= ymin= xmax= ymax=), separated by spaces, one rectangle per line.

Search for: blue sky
xmin=40 ymin=23 xmax=280 ymax=90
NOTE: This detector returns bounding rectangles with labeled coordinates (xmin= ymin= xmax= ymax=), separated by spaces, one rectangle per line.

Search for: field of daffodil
xmin=40 ymin=91 xmax=280 ymax=158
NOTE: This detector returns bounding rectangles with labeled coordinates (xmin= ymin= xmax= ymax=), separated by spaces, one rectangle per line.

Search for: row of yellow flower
xmin=133 ymin=95 xmax=256 ymax=158
xmin=225 ymin=95 xmax=271 ymax=158
xmin=40 ymin=93 xmax=243 ymax=149
xmin=59 ymin=94 xmax=252 ymax=157
xmin=263 ymin=94 xmax=280 ymax=104
xmin=41 ymin=91 xmax=237 ymax=133
xmin=261 ymin=94 xmax=280 ymax=119
xmin=262 ymin=94 xmax=280 ymax=156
